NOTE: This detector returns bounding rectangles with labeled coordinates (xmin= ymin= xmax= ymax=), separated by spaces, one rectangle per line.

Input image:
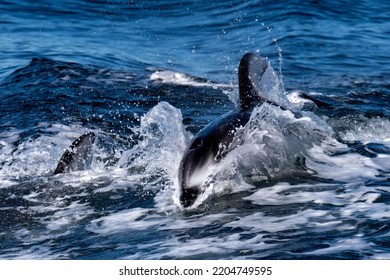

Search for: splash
xmin=333 ymin=115 xmax=390 ymax=143
xmin=116 ymin=102 xmax=191 ymax=210
xmin=117 ymin=101 xmax=189 ymax=179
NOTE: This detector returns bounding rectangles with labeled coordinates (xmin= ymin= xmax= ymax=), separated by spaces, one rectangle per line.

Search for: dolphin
xmin=54 ymin=132 xmax=96 ymax=174
xmin=179 ymin=53 xmax=286 ymax=208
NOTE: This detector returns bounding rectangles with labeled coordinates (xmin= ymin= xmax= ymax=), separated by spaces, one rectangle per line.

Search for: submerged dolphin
xmin=54 ymin=132 xmax=96 ymax=174
xmin=179 ymin=53 xmax=284 ymax=208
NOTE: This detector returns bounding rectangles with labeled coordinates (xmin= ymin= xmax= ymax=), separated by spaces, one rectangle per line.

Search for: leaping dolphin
xmin=179 ymin=53 xmax=288 ymax=208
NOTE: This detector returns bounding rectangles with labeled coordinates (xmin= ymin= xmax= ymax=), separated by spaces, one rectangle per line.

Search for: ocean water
xmin=0 ymin=0 xmax=389 ymax=259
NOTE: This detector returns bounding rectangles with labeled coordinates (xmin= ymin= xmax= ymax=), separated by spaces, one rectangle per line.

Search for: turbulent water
xmin=1 ymin=0 xmax=390 ymax=259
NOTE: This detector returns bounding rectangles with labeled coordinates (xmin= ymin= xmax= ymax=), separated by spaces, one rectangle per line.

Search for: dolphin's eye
xmin=189 ymin=138 xmax=203 ymax=150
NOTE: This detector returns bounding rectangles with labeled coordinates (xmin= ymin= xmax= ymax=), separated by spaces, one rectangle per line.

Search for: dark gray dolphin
xmin=54 ymin=132 xmax=96 ymax=174
xmin=179 ymin=53 xmax=278 ymax=208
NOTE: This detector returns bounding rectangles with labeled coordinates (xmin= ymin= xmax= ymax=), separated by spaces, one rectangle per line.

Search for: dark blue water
xmin=1 ymin=0 xmax=390 ymax=259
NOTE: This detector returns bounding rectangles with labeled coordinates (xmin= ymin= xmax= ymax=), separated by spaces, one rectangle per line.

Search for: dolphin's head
xmin=179 ymin=136 xmax=216 ymax=208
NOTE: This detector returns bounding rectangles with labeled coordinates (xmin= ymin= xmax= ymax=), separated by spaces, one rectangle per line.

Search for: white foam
xmin=149 ymin=69 xmax=234 ymax=89
xmin=245 ymin=181 xmax=386 ymax=209
xmin=130 ymin=229 xmax=276 ymax=260
xmin=0 ymin=127 xmax=22 ymax=143
xmin=335 ymin=116 xmax=390 ymax=143
xmin=0 ymin=244 xmax=60 ymax=259
xmin=87 ymin=208 xmax=161 ymax=235
xmin=307 ymin=142 xmax=383 ymax=182
xmin=161 ymin=213 xmax=233 ymax=231
xmin=302 ymin=238 xmax=373 ymax=256
xmin=226 ymin=208 xmax=333 ymax=233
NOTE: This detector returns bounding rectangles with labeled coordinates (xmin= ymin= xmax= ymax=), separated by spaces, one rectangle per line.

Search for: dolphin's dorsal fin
xmin=238 ymin=53 xmax=269 ymax=110
xmin=54 ymin=132 xmax=96 ymax=174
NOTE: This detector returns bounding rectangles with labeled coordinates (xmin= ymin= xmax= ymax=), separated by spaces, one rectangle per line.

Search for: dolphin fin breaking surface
xmin=54 ymin=132 xmax=96 ymax=174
